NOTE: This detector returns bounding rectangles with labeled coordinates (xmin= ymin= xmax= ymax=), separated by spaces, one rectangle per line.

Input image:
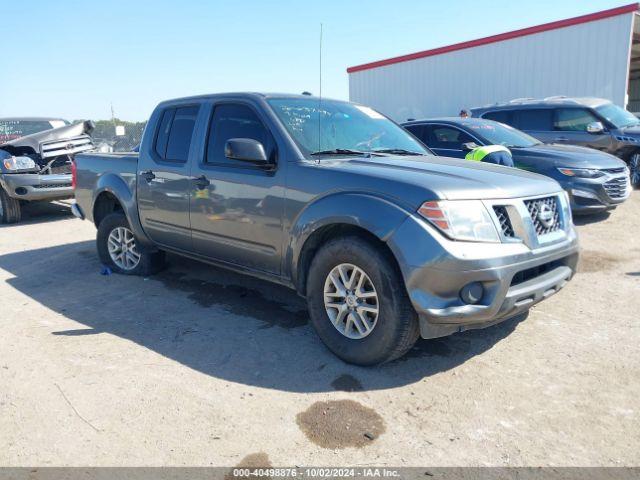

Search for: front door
xmin=137 ymin=105 xmax=200 ymax=251
xmin=189 ymin=102 xmax=285 ymax=274
xmin=551 ymin=108 xmax=612 ymax=150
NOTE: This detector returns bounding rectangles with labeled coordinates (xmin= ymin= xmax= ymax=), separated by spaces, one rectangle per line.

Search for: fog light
xmin=460 ymin=282 xmax=483 ymax=304
xmin=15 ymin=187 xmax=27 ymax=196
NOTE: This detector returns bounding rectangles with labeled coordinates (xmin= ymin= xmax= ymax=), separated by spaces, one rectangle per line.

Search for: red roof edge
xmin=347 ymin=3 xmax=639 ymax=73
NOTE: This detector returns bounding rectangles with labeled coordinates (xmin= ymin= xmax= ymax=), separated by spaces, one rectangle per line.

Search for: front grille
xmin=601 ymin=167 xmax=626 ymax=174
xmin=524 ymin=196 xmax=561 ymax=236
xmin=493 ymin=206 xmax=515 ymax=237
xmin=40 ymin=135 xmax=94 ymax=158
xmin=603 ymin=176 xmax=628 ymax=199
xmin=33 ymin=183 xmax=72 ymax=189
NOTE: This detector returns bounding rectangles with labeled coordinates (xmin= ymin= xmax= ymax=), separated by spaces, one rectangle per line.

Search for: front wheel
xmin=0 ymin=186 xmax=21 ymax=224
xmin=306 ymin=236 xmax=419 ymax=366
xmin=97 ymin=212 xmax=165 ymax=275
xmin=629 ymin=153 xmax=640 ymax=189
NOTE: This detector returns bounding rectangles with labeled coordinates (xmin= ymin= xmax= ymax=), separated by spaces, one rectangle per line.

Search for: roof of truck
xmin=156 ymin=92 xmax=345 ymax=105
xmin=471 ymin=96 xmax=611 ymax=111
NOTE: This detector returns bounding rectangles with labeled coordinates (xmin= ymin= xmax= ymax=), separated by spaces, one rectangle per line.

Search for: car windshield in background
xmin=595 ymin=103 xmax=640 ymax=129
xmin=463 ymin=120 xmax=541 ymax=148
xmin=0 ymin=120 xmax=66 ymax=143
xmin=267 ymin=98 xmax=430 ymax=158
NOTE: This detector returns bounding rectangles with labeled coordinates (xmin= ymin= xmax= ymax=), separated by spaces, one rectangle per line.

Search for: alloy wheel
xmin=323 ymin=263 xmax=379 ymax=339
xmin=107 ymin=226 xmax=141 ymax=271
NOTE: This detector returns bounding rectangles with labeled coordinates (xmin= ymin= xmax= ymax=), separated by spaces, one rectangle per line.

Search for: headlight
xmin=557 ymin=167 xmax=604 ymax=178
xmin=418 ymin=200 xmax=500 ymax=243
xmin=2 ymin=156 xmax=37 ymax=171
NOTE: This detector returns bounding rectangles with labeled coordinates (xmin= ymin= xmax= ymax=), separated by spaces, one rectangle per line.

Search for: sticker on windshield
xmin=355 ymin=105 xmax=385 ymax=120
xmin=50 ymin=121 xmax=66 ymax=128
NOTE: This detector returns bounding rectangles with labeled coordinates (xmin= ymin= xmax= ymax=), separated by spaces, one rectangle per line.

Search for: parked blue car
xmin=403 ymin=118 xmax=631 ymax=214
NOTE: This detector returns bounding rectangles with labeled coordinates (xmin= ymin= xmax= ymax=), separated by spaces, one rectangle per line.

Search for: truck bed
xmin=73 ymin=152 xmax=139 ymax=223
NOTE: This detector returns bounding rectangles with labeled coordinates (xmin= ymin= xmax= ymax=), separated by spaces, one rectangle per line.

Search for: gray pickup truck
xmin=0 ymin=118 xmax=94 ymax=223
xmin=72 ymin=93 xmax=579 ymax=365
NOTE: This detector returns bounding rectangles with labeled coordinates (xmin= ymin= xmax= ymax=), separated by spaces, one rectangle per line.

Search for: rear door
xmin=511 ymin=109 xmax=555 ymax=143
xmin=137 ymin=104 xmax=200 ymax=251
xmin=189 ymin=101 xmax=285 ymax=274
xmin=552 ymin=107 xmax=611 ymax=150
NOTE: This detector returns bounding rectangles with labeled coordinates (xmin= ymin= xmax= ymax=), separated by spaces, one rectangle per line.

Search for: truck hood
xmin=512 ymin=143 xmax=625 ymax=169
xmin=320 ymin=155 xmax=562 ymax=202
xmin=0 ymin=121 xmax=95 ymax=158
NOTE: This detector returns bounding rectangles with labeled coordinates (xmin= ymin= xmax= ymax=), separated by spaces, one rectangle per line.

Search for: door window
xmin=513 ymin=109 xmax=553 ymax=131
xmin=554 ymin=108 xmax=599 ymax=132
xmin=153 ymin=105 xmax=200 ymax=162
xmin=429 ymin=126 xmax=474 ymax=150
xmin=482 ymin=110 xmax=513 ymax=126
xmin=404 ymin=124 xmax=427 ymax=143
xmin=206 ymin=103 xmax=274 ymax=166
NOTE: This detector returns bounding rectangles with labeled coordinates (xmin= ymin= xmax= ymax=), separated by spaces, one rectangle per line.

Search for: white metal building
xmin=348 ymin=3 xmax=640 ymax=121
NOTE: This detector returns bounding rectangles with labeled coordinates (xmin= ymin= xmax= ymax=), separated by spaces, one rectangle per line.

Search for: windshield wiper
xmin=371 ymin=148 xmax=427 ymax=156
xmin=310 ymin=148 xmax=372 ymax=157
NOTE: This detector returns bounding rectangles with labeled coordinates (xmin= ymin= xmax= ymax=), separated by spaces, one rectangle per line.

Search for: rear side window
xmin=514 ymin=109 xmax=553 ymax=131
xmin=554 ymin=108 xmax=599 ymax=131
xmin=404 ymin=124 xmax=427 ymax=143
xmin=482 ymin=110 xmax=513 ymax=125
xmin=429 ymin=126 xmax=474 ymax=150
xmin=206 ymin=103 xmax=274 ymax=166
xmin=153 ymin=105 xmax=200 ymax=162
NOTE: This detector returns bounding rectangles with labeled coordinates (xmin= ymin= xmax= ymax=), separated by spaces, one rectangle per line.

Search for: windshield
xmin=0 ymin=119 xmax=67 ymax=143
xmin=595 ymin=103 xmax=640 ymax=128
xmin=267 ymin=98 xmax=430 ymax=157
xmin=463 ymin=120 xmax=540 ymax=148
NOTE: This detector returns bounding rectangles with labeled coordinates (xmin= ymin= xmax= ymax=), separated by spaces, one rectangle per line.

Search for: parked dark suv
xmin=471 ymin=97 xmax=640 ymax=187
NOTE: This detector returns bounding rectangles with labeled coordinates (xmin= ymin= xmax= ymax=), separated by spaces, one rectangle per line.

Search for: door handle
xmin=141 ymin=170 xmax=156 ymax=182
xmin=195 ymin=175 xmax=210 ymax=190
xmin=554 ymin=136 xmax=568 ymax=142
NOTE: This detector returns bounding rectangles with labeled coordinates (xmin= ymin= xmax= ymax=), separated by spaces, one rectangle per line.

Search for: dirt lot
xmin=1 ymin=195 xmax=639 ymax=467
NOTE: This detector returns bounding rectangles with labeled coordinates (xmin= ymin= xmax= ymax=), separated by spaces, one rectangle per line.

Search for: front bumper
xmin=0 ymin=173 xmax=73 ymax=201
xmin=564 ymin=173 xmax=631 ymax=213
xmin=388 ymin=196 xmax=579 ymax=339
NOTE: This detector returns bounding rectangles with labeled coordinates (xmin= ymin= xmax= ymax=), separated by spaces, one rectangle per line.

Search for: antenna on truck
xmin=317 ymin=23 xmax=323 ymax=164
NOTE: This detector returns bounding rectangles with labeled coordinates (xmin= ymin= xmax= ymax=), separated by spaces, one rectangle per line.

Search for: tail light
xmin=71 ymin=160 xmax=77 ymax=189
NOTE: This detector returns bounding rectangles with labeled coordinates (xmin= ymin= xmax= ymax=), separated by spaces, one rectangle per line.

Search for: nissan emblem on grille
xmin=525 ymin=196 xmax=561 ymax=236
xmin=537 ymin=203 xmax=555 ymax=228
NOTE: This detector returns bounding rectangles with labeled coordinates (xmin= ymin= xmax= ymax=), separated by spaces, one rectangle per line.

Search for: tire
xmin=0 ymin=186 xmax=21 ymax=224
xmin=629 ymin=153 xmax=640 ymax=189
xmin=96 ymin=212 xmax=165 ymax=276
xmin=306 ymin=236 xmax=419 ymax=366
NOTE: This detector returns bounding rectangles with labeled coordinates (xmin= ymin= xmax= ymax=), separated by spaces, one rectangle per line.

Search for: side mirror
xmin=461 ymin=142 xmax=479 ymax=152
xmin=586 ymin=121 xmax=604 ymax=134
xmin=225 ymin=138 xmax=270 ymax=165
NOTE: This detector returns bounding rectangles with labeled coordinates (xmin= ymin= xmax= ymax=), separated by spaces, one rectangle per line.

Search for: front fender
xmin=285 ymin=192 xmax=412 ymax=289
xmin=93 ymin=173 xmax=154 ymax=249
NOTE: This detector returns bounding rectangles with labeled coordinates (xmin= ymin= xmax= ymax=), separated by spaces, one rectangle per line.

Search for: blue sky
xmin=0 ymin=0 xmax=628 ymax=120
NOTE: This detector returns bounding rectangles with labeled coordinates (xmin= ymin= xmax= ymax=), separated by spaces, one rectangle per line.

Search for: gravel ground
xmin=0 ymin=194 xmax=638 ymax=467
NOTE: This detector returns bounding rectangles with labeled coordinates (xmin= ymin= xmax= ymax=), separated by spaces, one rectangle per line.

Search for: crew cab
xmin=72 ymin=93 xmax=579 ymax=365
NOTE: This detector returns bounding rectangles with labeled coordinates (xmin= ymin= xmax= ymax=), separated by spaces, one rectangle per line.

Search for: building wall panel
xmin=349 ymin=13 xmax=634 ymax=121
